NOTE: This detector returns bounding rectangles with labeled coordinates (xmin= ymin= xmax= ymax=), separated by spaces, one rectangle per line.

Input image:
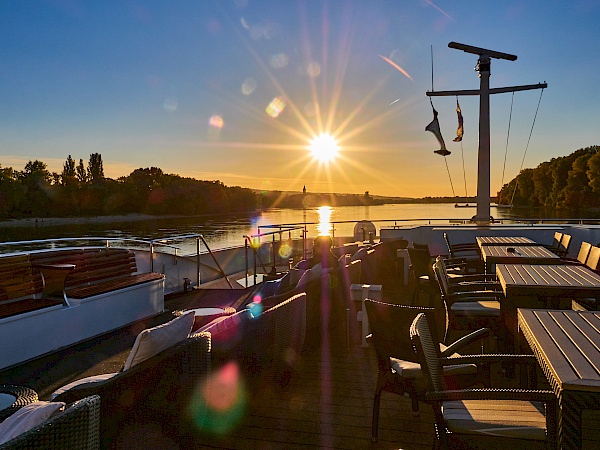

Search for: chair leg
xmin=408 ymin=383 xmax=420 ymax=416
xmin=371 ymin=390 xmax=382 ymax=443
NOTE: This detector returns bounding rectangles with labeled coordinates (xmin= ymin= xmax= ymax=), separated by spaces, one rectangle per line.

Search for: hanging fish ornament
xmin=425 ymin=105 xmax=450 ymax=156
xmin=453 ymin=99 xmax=463 ymax=142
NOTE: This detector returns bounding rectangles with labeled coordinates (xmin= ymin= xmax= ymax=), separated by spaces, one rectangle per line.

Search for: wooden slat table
xmin=481 ymin=245 xmax=560 ymax=273
xmin=476 ymin=236 xmax=538 ymax=248
xmin=496 ymin=264 xmax=600 ymax=354
xmin=518 ymin=309 xmax=600 ymax=449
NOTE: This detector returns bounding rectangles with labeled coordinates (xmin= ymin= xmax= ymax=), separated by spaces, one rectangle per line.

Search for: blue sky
xmin=1 ymin=1 xmax=599 ymax=197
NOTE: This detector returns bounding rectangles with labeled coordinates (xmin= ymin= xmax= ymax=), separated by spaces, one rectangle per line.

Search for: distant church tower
xmin=303 ymin=185 xmax=306 ymax=195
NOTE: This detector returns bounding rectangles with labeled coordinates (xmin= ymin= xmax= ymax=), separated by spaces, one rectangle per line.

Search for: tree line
xmin=0 ymin=154 xmax=259 ymax=218
xmin=497 ymin=145 xmax=600 ymax=209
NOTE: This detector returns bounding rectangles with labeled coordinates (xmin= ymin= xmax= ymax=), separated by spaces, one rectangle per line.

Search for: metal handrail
xmin=244 ymin=235 xmax=269 ymax=286
xmin=197 ymin=235 xmax=234 ymax=289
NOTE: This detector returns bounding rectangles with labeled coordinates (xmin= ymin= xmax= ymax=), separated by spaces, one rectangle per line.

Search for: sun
xmin=308 ymin=133 xmax=339 ymax=162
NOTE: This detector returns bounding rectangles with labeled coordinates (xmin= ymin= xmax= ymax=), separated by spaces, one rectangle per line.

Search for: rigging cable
xmin=457 ymin=96 xmax=468 ymax=201
xmin=429 ymin=45 xmax=457 ymax=201
xmin=509 ymin=88 xmax=545 ymax=206
xmin=444 ymin=154 xmax=457 ymax=199
xmin=501 ymin=91 xmax=515 ymax=188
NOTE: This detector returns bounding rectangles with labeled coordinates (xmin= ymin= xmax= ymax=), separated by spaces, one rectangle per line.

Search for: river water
xmin=0 ymin=203 xmax=597 ymax=254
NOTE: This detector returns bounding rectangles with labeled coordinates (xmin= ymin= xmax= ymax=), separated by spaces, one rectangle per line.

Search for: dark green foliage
xmin=0 ymin=157 xmax=259 ymax=219
xmin=497 ymin=145 xmax=600 ymax=209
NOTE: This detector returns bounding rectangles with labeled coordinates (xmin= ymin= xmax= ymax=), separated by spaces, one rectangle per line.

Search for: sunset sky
xmin=1 ymin=1 xmax=599 ymax=198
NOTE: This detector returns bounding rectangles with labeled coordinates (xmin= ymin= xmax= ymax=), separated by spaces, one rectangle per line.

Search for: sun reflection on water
xmin=317 ymin=205 xmax=333 ymax=236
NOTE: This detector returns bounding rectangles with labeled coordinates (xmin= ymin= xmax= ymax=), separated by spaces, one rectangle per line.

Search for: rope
xmin=457 ymin=97 xmax=468 ymax=199
xmin=444 ymin=156 xmax=457 ymax=198
xmin=509 ymin=88 xmax=545 ymax=206
xmin=501 ymin=91 xmax=515 ymax=188
xmin=460 ymin=140 xmax=468 ymax=199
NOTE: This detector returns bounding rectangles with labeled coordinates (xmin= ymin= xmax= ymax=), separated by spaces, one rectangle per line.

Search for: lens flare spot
xmin=266 ymin=96 xmax=286 ymax=118
xmin=247 ymin=300 xmax=262 ymax=318
xmin=209 ymin=115 xmax=224 ymax=129
xmin=163 ymin=97 xmax=178 ymax=112
xmin=304 ymin=102 xmax=319 ymax=117
xmin=270 ymin=53 xmax=288 ymax=69
xmin=278 ymin=242 xmax=292 ymax=258
xmin=241 ymin=78 xmax=257 ymax=95
xmin=188 ymin=362 xmax=246 ymax=434
xmin=307 ymin=61 xmax=321 ymax=77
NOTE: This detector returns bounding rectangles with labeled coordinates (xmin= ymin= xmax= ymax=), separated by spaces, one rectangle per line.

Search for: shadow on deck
xmin=0 ymin=278 xmax=548 ymax=449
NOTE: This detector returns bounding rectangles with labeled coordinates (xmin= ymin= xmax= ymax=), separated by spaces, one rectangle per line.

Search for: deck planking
xmin=187 ymin=343 xmax=434 ymax=449
xmin=0 ymin=284 xmax=439 ymax=449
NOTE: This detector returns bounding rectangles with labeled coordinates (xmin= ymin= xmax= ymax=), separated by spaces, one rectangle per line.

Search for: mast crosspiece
xmin=426 ymin=42 xmax=547 ymax=225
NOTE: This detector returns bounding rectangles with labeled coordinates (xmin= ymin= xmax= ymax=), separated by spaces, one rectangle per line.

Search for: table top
xmin=496 ymin=264 xmax=600 ymax=298
xmin=477 ymin=236 xmax=538 ymax=247
xmin=518 ymin=308 xmax=600 ymax=392
xmin=481 ymin=245 xmax=560 ymax=264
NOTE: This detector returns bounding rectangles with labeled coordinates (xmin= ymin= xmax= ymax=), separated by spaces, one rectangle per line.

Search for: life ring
xmin=354 ymin=221 xmax=376 ymax=242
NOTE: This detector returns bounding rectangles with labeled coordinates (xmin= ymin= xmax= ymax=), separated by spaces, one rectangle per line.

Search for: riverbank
xmin=0 ymin=214 xmax=185 ymax=228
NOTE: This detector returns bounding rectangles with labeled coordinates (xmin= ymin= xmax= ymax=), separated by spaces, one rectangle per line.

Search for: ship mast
xmin=427 ymin=42 xmax=547 ymax=225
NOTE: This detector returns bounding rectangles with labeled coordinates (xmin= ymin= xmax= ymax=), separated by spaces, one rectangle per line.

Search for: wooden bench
xmin=30 ymin=248 xmax=164 ymax=299
xmin=0 ymin=255 xmax=63 ymax=319
xmin=0 ymin=248 xmax=164 ymax=320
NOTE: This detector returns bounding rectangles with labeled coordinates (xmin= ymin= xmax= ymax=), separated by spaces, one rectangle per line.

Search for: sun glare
xmin=309 ymin=133 xmax=339 ymax=162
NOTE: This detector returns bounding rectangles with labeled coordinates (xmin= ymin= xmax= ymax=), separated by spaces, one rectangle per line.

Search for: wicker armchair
xmin=0 ymin=395 xmax=100 ymax=450
xmin=433 ymin=257 xmax=500 ymax=333
xmin=410 ymin=313 xmax=558 ymax=449
xmin=0 ymin=386 xmax=38 ymax=422
xmin=53 ymin=334 xmax=211 ymax=449
xmin=364 ymin=300 xmax=493 ymax=443
xmin=443 ymin=233 xmax=483 ymax=273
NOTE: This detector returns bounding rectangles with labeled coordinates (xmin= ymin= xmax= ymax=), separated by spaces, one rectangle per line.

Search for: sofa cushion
xmin=123 ymin=311 xmax=194 ymax=371
xmin=0 ymin=401 xmax=65 ymax=445
xmin=50 ymin=373 xmax=118 ymax=400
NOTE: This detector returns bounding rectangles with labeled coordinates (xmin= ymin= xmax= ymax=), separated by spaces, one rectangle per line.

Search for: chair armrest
xmin=440 ymin=354 xmax=537 ymax=367
xmin=449 ymin=274 xmax=498 ymax=283
xmin=440 ymin=328 xmax=492 ymax=357
xmin=447 ymin=284 xmax=502 ymax=294
xmin=426 ymin=388 xmax=556 ymax=403
xmin=447 ymin=291 xmax=501 ymax=300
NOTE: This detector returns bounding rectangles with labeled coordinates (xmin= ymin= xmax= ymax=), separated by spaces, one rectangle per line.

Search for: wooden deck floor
xmin=0 ymin=283 xmax=441 ymax=449
xmin=182 ymin=340 xmax=435 ymax=449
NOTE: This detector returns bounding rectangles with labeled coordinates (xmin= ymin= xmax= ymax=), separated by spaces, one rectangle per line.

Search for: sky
xmin=1 ymin=1 xmax=600 ymax=198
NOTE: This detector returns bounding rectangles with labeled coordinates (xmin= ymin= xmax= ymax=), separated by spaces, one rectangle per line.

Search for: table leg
xmin=501 ymin=295 xmax=544 ymax=354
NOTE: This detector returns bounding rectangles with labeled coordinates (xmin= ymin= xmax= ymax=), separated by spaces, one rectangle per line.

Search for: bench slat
xmin=0 ymin=249 xmax=162 ymax=319
xmin=67 ymin=273 xmax=164 ymax=299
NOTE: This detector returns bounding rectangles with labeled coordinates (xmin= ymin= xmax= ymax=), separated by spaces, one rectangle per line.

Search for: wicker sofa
xmin=52 ymin=333 xmax=211 ymax=449
xmin=0 ymin=395 xmax=100 ymax=450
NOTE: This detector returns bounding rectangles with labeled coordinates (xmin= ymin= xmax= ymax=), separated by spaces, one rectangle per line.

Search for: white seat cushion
xmin=390 ymin=358 xmax=422 ymax=378
xmin=51 ymin=373 xmax=118 ymax=400
xmin=0 ymin=401 xmax=65 ymax=445
xmin=123 ymin=310 xmax=195 ymax=371
xmin=443 ymin=399 xmax=547 ymax=440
